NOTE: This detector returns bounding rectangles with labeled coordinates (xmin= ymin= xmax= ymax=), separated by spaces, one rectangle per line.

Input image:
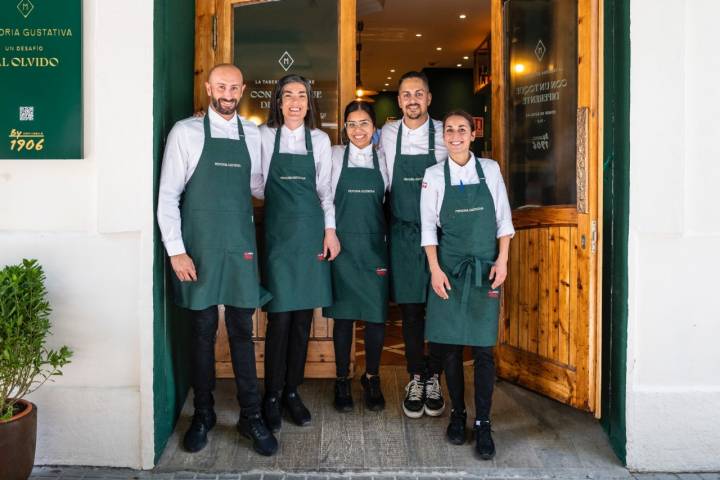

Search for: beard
xmin=211 ymin=96 xmax=238 ymax=115
xmin=404 ymin=103 xmax=424 ymax=119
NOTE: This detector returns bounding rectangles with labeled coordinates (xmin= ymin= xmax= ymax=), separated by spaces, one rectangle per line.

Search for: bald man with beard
xmin=157 ymin=64 xmax=277 ymax=456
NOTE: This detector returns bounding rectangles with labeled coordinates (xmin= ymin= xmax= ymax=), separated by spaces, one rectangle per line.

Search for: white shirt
xmin=378 ymin=117 xmax=447 ymax=190
xmin=259 ymin=124 xmax=335 ymax=229
xmin=420 ymin=153 xmax=515 ymax=246
xmin=330 ymin=144 xmax=390 ymax=196
xmin=157 ymin=108 xmax=264 ymax=257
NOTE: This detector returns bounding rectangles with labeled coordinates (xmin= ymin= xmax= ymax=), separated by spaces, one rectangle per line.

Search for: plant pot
xmin=0 ymin=399 xmax=37 ymax=480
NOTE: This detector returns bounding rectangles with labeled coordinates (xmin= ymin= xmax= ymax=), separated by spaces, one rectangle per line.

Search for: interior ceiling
xmin=358 ymin=0 xmax=491 ymax=93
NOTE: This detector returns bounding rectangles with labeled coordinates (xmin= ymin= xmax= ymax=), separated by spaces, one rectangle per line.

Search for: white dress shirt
xmin=420 ymin=153 xmax=515 ymax=247
xmin=378 ymin=117 xmax=447 ymax=190
xmin=157 ymin=108 xmax=264 ymax=257
xmin=260 ymin=124 xmax=335 ymax=229
xmin=330 ymin=143 xmax=390 ymax=196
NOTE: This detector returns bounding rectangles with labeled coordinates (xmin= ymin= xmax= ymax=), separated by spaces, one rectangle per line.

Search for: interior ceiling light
xmin=456 ymin=63 xmax=462 ymax=67
xmin=390 ymin=69 xmax=395 ymax=72
xmin=385 ymin=83 xmax=389 ymax=86
xmin=459 ymin=14 xmax=467 ymax=19
xmin=415 ymin=33 xmax=422 ymax=37
xmin=436 ymin=47 xmax=442 ymax=51
xmin=463 ymin=56 xmax=469 ymax=60
xmin=387 ymin=76 xmax=392 ymax=79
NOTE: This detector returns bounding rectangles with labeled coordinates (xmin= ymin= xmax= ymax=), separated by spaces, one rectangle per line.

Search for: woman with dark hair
xmin=259 ymin=74 xmax=339 ymax=432
xmin=420 ymin=110 xmax=514 ymax=459
xmin=323 ymin=101 xmax=390 ymax=412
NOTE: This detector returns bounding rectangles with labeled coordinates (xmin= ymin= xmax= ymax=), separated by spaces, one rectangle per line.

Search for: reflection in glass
xmin=505 ymin=0 xmax=578 ymax=208
xmin=233 ymin=0 xmax=339 ymax=140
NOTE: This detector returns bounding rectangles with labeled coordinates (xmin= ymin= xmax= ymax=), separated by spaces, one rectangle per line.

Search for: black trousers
xmin=191 ymin=305 xmax=261 ymax=416
xmin=399 ymin=302 xmax=443 ymax=377
xmin=333 ymin=319 xmax=385 ymax=378
xmin=434 ymin=343 xmax=495 ymax=420
xmin=264 ymin=309 xmax=314 ymax=394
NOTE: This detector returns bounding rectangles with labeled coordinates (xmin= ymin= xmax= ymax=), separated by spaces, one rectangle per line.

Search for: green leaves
xmin=0 ymin=259 xmax=72 ymax=421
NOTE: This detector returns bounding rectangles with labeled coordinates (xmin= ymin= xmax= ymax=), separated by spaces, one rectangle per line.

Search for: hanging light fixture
xmin=355 ymin=20 xmax=378 ymax=100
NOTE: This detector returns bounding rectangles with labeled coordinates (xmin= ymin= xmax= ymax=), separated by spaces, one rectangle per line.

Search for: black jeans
xmin=434 ymin=343 xmax=495 ymax=420
xmin=191 ymin=305 xmax=261 ymax=416
xmin=333 ymin=319 xmax=385 ymax=377
xmin=399 ymin=302 xmax=443 ymax=377
xmin=264 ymin=309 xmax=314 ymax=394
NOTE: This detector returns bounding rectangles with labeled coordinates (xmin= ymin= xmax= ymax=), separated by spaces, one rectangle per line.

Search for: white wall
xmin=0 ymin=0 xmax=155 ymax=469
xmin=627 ymin=0 xmax=720 ymax=471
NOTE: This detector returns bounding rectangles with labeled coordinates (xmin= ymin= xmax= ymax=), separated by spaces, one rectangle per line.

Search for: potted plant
xmin=0 ymin=259 xmax=72 ymax=480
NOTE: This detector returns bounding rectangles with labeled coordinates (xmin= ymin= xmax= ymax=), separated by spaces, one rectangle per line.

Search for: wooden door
xmin=194 ymin=0 xmax=357 ymax=378
xmin=491 ymin=0 xmax=602 ymax=414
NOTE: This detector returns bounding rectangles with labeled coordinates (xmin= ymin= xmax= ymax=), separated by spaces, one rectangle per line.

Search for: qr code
xmin=19 ymin=106 xmax=34 ymax=121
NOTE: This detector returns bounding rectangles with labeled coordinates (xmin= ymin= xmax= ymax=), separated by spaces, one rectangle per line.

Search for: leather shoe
xmin=237 ymin=413 xmax=278 ymax=456
xmin=474 ymin=419 xmax=496 ymax=460
xmin=333 ymin=377 xmax=354 ymax=413
xmin=446 ymin=409 xmax=467 ymax=445
xmin=262 ymin=392 xmax=282 ymax=433
xmin=183 ymin=408 xmax=216 ymax=453
xmin=283 ymin=389 xmax=311 ymax=426
xmin=361 ymin=373 xmax=386 ymax=412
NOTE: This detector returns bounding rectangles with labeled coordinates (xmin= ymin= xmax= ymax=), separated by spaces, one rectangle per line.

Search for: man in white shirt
xmin=378 ymin=71 xmax=448 ymax=419
xmin=157 ymin=64 xmax=277 ymax=456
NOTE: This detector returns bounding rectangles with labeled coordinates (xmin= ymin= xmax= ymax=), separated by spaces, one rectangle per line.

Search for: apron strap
xmin=273 ymin=125 xmax=282 ymax=154
xmin=451 ymin=256 xmax=495 ymax=314
xmin=202 ymin=113 xmax=211 ymax=141
xmin=395 ymin=121 xmax=404 ymax=157
xmin=304 ymin=126 xmax=313 ymax=154
xmin=372 ymin=146 xmax=380 ymax=170
xmin=342 ymin=144 xmax=350 ymax=169
xmin=236 ymin=117 xmax=245 ymax=138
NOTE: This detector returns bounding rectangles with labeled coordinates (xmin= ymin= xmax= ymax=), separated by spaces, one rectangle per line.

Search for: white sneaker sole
xmin=402 ymin=404 xmax=425 ymax=419
xmin=424 ymin=403 xmax=446 ymax=417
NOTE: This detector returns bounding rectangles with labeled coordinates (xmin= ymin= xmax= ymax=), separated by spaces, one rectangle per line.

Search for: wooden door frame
xmin=491 ymin=0 xmax=604 ymax=416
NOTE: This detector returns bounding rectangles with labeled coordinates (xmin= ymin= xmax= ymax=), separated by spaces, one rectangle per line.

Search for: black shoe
xmin=237 ymin=413 xmax=279 ymax=456
xmin=262 ymin=392 xmax=282 ymax=433
xmin=424 ymin=373 xmax=446 ymax=417
xmin=283 ymin=389 xmax=311 ymax=426
xmin=360 ymin=373 xmax=385 ymax=412
xmin=333 ymin=377 xmax=354 ymax=413
xmin=446 ymin=409 xmax=467 ymax=445
xmin=474 ymin=419 xmax=496 ymax=460
xmin=182 ymin=408 xmax=216 ymax=453
xmin=402 ymin=374 xmax=425 ymax=418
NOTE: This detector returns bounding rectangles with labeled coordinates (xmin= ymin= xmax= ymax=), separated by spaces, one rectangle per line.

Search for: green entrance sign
xmin=0 ymin=0 xmax=83 ymax=159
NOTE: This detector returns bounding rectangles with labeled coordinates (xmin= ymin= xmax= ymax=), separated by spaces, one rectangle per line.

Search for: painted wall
xmin=627 ymin=0 xmax=720 ymax=471
xmin=0 ymin=0 xmax=155 ymax=469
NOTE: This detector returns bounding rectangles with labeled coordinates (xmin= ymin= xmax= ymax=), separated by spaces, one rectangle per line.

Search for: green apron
xmin=172 ymin=114 xmax=271 ymax=310
xmin=426 ymin=159 xmax=500 ymax=347
xmin=389 ymin=120 xmax=437 ymax=304
xmin=322 ymin=146 xmax=389 ymax=323
xmin=262 ymin=126 xmax=332 ymax=313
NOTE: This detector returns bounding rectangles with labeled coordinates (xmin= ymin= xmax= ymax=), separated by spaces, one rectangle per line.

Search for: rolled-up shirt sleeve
xmin=157 ymin=124 xmax=188 ymax=256
xmin=420 ymin=166 xmax=442 ymax=246
xmin=487 ymin=161 xmax=515 ymax=238
xmin=314 ymin=133 xmax=336 ymax=229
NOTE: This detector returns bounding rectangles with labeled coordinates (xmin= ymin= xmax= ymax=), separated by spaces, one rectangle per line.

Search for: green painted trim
xmin=153 ymin=0 xmax=196 ymax=464
xmin=601 ymin=0 xmax=630 ymax=465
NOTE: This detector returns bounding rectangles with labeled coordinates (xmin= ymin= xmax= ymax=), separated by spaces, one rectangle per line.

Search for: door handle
xmin=576 ymin=107 xmax=589 ymax=213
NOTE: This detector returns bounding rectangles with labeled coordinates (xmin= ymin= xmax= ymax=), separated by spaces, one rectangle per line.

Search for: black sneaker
xmin=424 ymin=373 xmax=446 ymax=417
xmin=402 ymin=374 xmax=425 ymax=418
xmin=237 ymin=413 xmax=278 ymax=456
xmin=182 ymin=408 xmax=216 ymax=453
xmin=360 ymin=373 xmax=385 ymax=412
xmin=262 ymin=392 xmax=282 ymax=433
xmin=283 ymin=389 xmax=311 ymax=426
xmin=474 ymin=419 xmax=496 ymax=460
xmin=446 ymin=409 xmax=467 ymax=445
xmin=333 ymin=377 xmax=354 ymax=413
